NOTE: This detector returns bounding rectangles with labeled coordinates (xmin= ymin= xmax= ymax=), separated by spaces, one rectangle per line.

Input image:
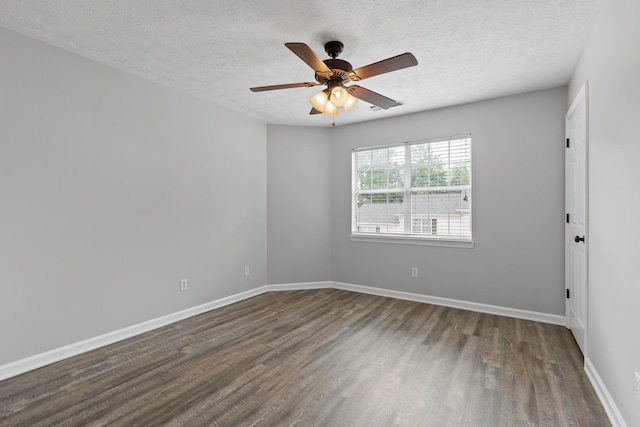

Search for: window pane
xmin=449 ymin=139 xmax=471 ymax=186
xmin=411 ymin=142 xmax=449 ymax=187
xmin=410 ymin=191 xmax=470 ymax=237
xmin=356 ymin=192 xmax=404 ymax=234
xmin=411 ymin=139 xmax=471 ymax=188
xmin=355 ymin=147 xmax=404 ymax=190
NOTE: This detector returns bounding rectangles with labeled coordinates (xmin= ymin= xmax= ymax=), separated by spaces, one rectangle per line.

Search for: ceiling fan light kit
xmin=250 ymin=41 xmax=418 ymax=124
xmin=328 ymin=83 xmax=349 ymax=108
xmin=309 ymin=89 xmax=330 ymax=111
xmin=309 ymin=80 xmax=357 ymax=115
xmin=342 ymin=92 xmax=358 ymax=112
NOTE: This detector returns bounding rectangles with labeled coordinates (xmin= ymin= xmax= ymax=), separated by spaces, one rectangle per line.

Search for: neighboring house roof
xmin=358 ymin=193 xmax=470 ymax=223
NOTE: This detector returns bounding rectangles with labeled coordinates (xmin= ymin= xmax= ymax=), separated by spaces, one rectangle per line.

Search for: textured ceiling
xmin=0 ymin=0 xmax=600 ymax=127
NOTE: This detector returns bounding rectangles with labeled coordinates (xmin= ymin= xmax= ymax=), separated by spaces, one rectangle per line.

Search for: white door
xmin=565 ymin=82 xmax=588 ymax=355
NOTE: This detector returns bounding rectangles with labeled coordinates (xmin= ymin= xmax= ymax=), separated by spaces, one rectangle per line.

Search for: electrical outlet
xmin=180 ymin=279 xmax=187 ymax=291
xmin=244 ymin=265 xmax=250 ymax=276
xmin=411 ymin=267 xmax=418 ymax=278
xmin=634 ymin=372 xmax=640 ymax=402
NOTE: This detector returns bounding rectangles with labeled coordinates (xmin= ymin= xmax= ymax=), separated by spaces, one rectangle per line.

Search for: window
xmin=352 ymin=136 xmax=472 ymax=244
xmin=412 ymin=218 xmax=437 ymax=235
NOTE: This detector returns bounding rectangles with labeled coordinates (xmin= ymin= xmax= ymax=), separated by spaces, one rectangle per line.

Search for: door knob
xmin=574 ymin=235 xmax=585 ymax=243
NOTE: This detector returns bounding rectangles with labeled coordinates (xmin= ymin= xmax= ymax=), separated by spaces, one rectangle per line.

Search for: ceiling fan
xmin=250 ymin=41 xmax=418 ymax=123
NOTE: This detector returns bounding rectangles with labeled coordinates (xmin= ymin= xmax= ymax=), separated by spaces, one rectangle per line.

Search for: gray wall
xmin=0 ymin=28 xmax=267 ymax=365
xmin=569 ymin=0 xmax=640 ymax=424
xmin=267 ymin=125 xmax=332 ymax=284
xmin=330 ymin=88 xmax=567 ymax=315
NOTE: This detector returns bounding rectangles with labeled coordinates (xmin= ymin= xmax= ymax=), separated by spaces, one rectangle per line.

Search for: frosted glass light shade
xmin=330 ymin=86 xmax=349 ymax=107
xmin=309 ymin=90 xmax=329 ymax=111
xmin=343 ymin=94 xmax=358 ymax=112
xmin=322 ymin=101 xmax=338 ymax=116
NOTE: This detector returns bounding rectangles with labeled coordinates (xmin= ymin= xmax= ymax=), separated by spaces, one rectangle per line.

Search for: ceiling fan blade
xmin=347 ymin=85 xmax=400 ymax=110
xmin=285 ymin=42 xmax=332 ymax=74
xmin=310 ymin=107 xmax=322 ymax=115
xmin=250 ymin=82 xmax=320 ymax=92
xmin=350 ymin=53 xmax=418 ymax=81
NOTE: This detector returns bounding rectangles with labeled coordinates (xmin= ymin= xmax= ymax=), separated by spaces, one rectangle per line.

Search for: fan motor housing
xmin=316 ymin=58 xmax=353 ymax=83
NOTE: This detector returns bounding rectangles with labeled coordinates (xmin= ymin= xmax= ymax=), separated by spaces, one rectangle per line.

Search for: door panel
xmin=565 ymin=82 xmax=588 ymax=355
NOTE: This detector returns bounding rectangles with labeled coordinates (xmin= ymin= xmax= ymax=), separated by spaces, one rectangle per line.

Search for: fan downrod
xmin=324 ymin=41 xmax=344 ymax=59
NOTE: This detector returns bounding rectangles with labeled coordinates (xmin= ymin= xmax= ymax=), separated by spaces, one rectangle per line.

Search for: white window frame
xmin=350 ymin=135 xmax=474 ymax=248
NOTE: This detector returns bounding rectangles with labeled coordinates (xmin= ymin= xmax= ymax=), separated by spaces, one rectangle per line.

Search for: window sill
xmin=350 ymin=234 xmax=475 ymax=248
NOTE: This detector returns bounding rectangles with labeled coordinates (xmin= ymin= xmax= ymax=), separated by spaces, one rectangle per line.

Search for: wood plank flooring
xmin=0 ymin=289 xmax=611 ymax=426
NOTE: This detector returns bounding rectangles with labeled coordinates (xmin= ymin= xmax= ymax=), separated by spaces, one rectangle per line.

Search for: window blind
xmin=352 ymin=136 xmax=472 ymax=241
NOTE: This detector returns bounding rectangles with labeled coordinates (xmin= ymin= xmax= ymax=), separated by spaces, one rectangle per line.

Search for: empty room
xmin=0 ymin=0 xmax=638 ymax=426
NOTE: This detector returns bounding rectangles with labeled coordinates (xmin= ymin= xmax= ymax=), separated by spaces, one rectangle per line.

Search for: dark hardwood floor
xmin=0 ymin=289 xmax=610 ymax=426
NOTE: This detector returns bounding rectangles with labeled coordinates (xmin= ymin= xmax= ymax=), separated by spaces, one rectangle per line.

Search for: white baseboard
xmin=0 ymin=286 xmax=267 ymax=382
xmin=0 ymin=280 xmax=563 ymax=382
xmin=330 ymin=281 xmax=566 ymax=325
xmin=264 ymin=281 xmax=333 ymax=292
xmin=585 ymin=358 xmax=628 ymax=427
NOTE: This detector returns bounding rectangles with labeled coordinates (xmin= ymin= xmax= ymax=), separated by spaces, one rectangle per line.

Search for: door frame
xmin=565 ymin=81 xmax=589 ymax=357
